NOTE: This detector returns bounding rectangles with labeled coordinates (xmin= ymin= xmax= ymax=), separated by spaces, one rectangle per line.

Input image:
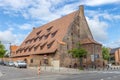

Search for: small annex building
xmin=11 ymin=5 xmax=103 ymax=68
xmin=110 ymin=47 xmax=120 ymax=65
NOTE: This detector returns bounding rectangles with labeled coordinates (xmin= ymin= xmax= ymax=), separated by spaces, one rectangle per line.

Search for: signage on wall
xmin=91 ymin=54 xmax=99 ymax=62
xmin=44 ymin=55 xmax=47 ymax=59
xmin=91 ymin=55 xmax=94 ymax=62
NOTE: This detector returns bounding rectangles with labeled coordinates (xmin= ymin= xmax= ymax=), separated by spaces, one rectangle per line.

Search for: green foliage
xmin=0 ymin=41 xmax=7 ymax=58
xmin=68 ymin=42 xmax=87 ymax=67
xmin=79 ymin=67 xmax=84 ymax=70
xmin=102 ymin=46 xmax=110 ymax=61
xmin=68 ymin=48 xmax=87 ymax=58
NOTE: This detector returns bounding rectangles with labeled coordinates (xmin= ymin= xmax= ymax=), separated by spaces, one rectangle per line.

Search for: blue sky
xmin=0 ymin=0 xmax=120 ymax=50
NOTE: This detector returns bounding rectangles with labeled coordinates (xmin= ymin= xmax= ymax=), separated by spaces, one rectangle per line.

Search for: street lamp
xmin=9 ymin=43 xmax=11 ymax=57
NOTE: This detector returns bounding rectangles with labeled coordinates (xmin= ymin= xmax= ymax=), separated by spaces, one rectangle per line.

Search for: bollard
xmin=38 ymin=65 xmax=41 ymax=75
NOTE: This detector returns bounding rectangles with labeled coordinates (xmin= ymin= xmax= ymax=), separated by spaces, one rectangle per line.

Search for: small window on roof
xmin=25 ymin=41 xmax=28 ymax=44
xmin=47 ymin=40 xmax=55 ymax=49
xmin=40 ymin=42 xmax=47 ymax=50
xmin=20 ymin=50 xmax=22 ymax=53
xmin=47 ymin=26 xmax=53 ymax=32
xmin=29 ymin=48 xmax=31 ymax=52
xmin=16 ymin=51 xmax=18 ymax=54
xmin=39 ymin=35 xmax=44 ymax=41
xmin=51 ymin=30 xmax=58 ymax=38
xmin=34 ymin=47 xmax=37 ymax=51
xmin=44 ymin=33 xmax=50 ymax=39
xmin=36 ymin=30 xmax=42 ymax=35
xmin=24 ymin=49 xmax=27 ymax=52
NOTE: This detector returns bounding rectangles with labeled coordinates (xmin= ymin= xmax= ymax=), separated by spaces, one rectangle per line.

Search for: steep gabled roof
xmin=12 ymin=11 xmax=77 ymax=57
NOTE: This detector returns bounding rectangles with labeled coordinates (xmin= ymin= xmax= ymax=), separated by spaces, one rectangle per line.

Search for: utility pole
xmin=9 ymin=42 xmax=11 ymax=57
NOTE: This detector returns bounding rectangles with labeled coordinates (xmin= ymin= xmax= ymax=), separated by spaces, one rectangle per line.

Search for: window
xmin=30 ymin=59 xmax=33 ymax=63
xmin=34 ymin=38 xmax=37 ymax=42
xmin=67 ymin=44 xmax=69 ymax=50
xmin=24 ymin=49 xmax=27 ymax=52
xmin=34 ymin=44 xmax=40 ymax=51
xmin=16 ymin=51 xmax=18 ymax=54
xmin=47 ymin=40 xmax=55 ymax=49
xmin=51 ymin=30 xmax=58 ymax=38
xmin=29 ymin=47 xmax=32 ymax=52
xmin=71 ymin=33 xmax=73 ymax=36
xmin=47 ymin=26 xmax=53 ymax=32
xmin=36 ymin=30 xmax=42 ymax=35
xmin=40 ymin=42 xmax=47 ymax=50
xmin=25 ymin=41 xmax=28 ymax=44
xmin=39 ymin=35 xmax=44 ymax=41
xmin=34 ymin=47 xmax=37 ymax=51
xmin=20 ymin=50 xmax=22 ymax=53
xmin=44 ymin=33 xmax=50 ymax=39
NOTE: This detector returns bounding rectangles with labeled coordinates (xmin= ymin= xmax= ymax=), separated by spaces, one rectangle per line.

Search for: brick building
xmin=10 ymin=45 xmax=19 ymax=56
xmin=11 ymin=5 xmax=103 ymax=68
xmin=110 ymin=47 xmax=120 ymax=65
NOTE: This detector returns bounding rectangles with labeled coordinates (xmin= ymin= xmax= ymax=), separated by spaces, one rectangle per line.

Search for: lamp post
xmin=9 ymin=43 xmax=11 ymax=57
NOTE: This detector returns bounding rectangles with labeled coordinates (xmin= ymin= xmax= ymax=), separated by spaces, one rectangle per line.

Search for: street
xmin=1 ymin=65 xmax=120 ymax=80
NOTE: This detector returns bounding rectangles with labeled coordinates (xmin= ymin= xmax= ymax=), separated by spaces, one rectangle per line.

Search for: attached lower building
xmin=11 ymin=5 xmax=103 ymax=68
xmin=110 ymin=47 xmax=120 ymax=65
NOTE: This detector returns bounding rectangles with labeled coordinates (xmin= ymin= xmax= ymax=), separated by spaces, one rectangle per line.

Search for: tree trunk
xmin=80 ymin=57 xmax=83 ymax=67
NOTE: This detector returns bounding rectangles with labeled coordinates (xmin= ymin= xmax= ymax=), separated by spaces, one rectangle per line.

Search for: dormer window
xmin=25 ymin=41 xmax=28 ymax=44
xmin=29 ymin=48 xmax=32 ymax=52
xmin=39 ymin=35 xmax=44 ymax=41
xmin=34 ymin=47 xmax=37 ymax=51
xmin=20 ymin=50 xmax=22 ymax=53
xmin=51 ymin=30 xmax=58 ymax=38
xmin=34 ymin=37 xmax=38 ymax=42
xmin=16 ymin=51 xmax=18 ymax=54
xmin=47 ymin=26 xmax=53 ymax=32
xmin=47 ymin=40 xmax=55 ymax=49
xmin=36 ymin=30 xmax=42 ymax=35
xmin=44 ymin=33 xmax=50 ymax=39
xmin=40 ymin=42 xmax=47 ymax=50
xmin=34 ymin=43 xmax=40 ymax=51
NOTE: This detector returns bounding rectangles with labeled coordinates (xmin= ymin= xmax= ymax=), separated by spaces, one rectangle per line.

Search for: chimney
xmin=33 ymin=27 xmax=36 ymax=30
xmin=79 ymin=5 xmax=85 ymax=18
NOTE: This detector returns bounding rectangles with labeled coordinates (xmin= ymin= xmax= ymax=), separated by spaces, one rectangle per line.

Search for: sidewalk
xmin=28 ymin=66 xmax=82 ymax=74
xmin=0 ymin=71 xmax=2 ymax=77
xmin=28 ymin=66 xmax=120 ymax=74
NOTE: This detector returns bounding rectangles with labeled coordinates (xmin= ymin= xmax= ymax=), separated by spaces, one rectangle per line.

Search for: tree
xmin=102 ymin=46 xmax=110 ymax=61
xmin=0 ymin=41 xmax=7 ymax=58
xmin=68 ymin=43 xmax=87 ymax=67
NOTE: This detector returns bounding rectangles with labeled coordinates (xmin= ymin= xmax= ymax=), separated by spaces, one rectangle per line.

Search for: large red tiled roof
xmin=80 ymin=38 xmax=102 ymax=45
xmin=12 ymin=11 xmax=77 ymax=57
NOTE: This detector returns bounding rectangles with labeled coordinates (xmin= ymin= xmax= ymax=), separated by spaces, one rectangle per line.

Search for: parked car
xmin=8 ymin=61 xmax=14 ymax=66
xmin=14 ymin=61 xmax=27 ymax=68
xmin=3 ymin=61 xmax=9 ymax=66
xmin=0 ymin=60 xmax=4 ymax=65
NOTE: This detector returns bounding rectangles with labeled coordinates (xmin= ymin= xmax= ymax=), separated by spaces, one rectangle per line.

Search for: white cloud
xmin=105 ymin=39 xmax=120 ymax=48
xmin=82 ymin=0 xmax=120 ymax=6
xmin=86 ymin=16 xmax=109 ymax=42
xmin=0 ymin=0 xmax=31 ymax=10
xmin=0 ymin=30 xmax=27 ymax=50
xmin=19 ymin=23 xmax=33 ymax=30
xmin=0 ymin=29 xmax=16 ymax=43
xmin=86 ymin=10 xmax=120 ymax=21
